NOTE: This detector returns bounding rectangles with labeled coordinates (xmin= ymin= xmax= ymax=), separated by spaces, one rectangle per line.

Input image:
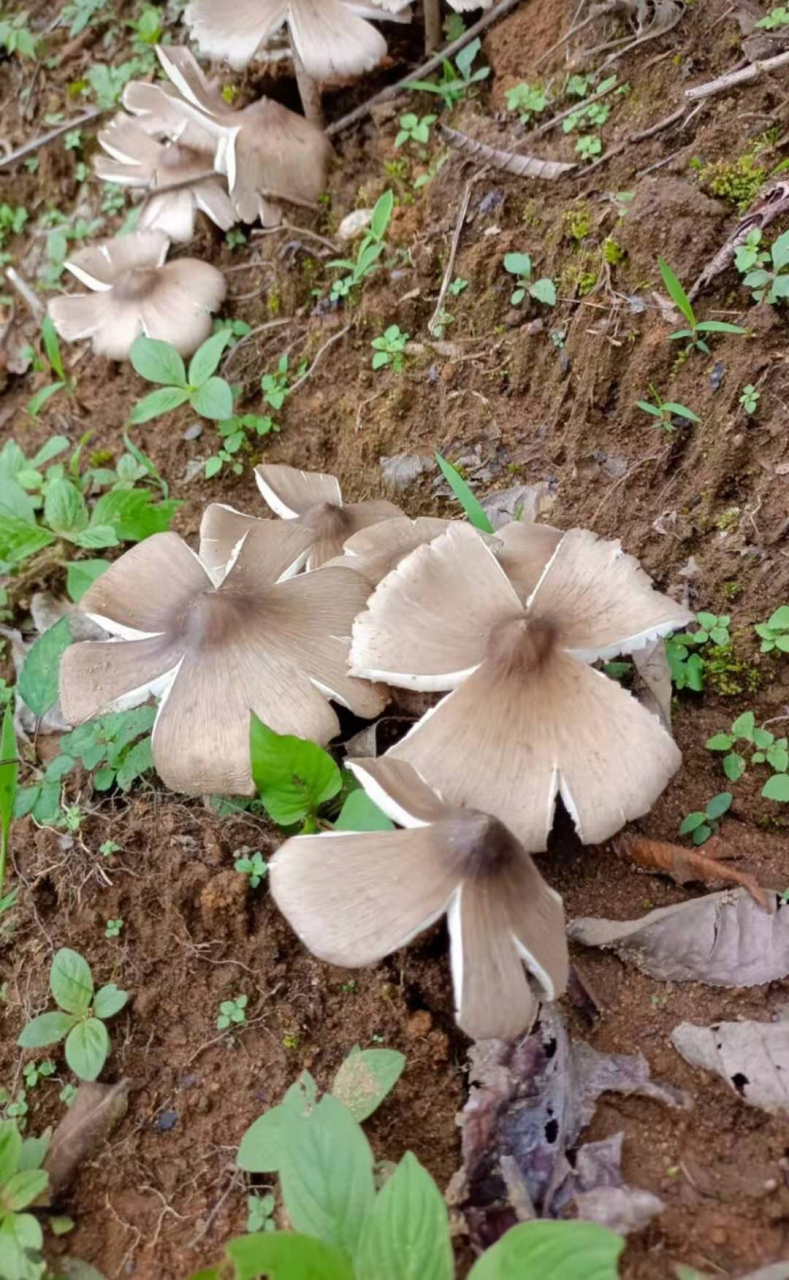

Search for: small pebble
xmin=156 ymin=1110 xmax=178 ymax=1133
xmin=183 ymin=423 xmax=203 ymax=441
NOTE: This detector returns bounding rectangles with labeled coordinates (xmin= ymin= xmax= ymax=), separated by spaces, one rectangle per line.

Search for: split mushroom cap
xmin=350 ymin=522 xmax=693 ymax=850
xmin=254 ymin=464 xmax=403 ymax=569
xmin=270 ymin=756 xmax=569 ymax=1041
xmin=495 ymin=519 xmax=564 ymax=605
xmin=95 ymin=116 xmax=236 ymax=242
xmin=147 ymin=46 xmax=330 ymax=226
xmin=122 ymin=78 xmax=224 ymax=152
xmin=59 ymin=526 xmax=385 ymax=796
xmin=47 ymin=230 xmax=227 ymax=360
xmin=323 ymin=515 xmax=452 ymax=586
xmin=184 ymin=0 xmax=411 ymax=78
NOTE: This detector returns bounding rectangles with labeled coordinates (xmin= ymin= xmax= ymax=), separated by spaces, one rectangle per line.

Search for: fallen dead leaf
xmin=671 ymin=1020 xmax=789 ymax=1115
xmin=620 ymin=835 xmax=769 ymax=909
xmin=572 ymin=1133 xmax=665 ymax=1234
xmin=44 ymin=1079 xmax=130 ymax=1202
xmin=569 ymin=888 xmax=788 ymax=985
xmin=631 ymin=641 xmax=673 ymax=730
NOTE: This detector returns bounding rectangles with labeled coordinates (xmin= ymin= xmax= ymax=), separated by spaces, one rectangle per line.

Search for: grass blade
xmin=435 ymin=453 xmax=494 ymax=533
xmin=658 ymin=258 xmax=695 ymax=329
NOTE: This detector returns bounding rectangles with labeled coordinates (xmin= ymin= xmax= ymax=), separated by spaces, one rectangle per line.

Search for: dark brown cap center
xmin=440 ymin=811 xmax=524 ymax=880
xmin=113 ymin=267 xmax=160 ymax=303
xmin=302 ymin=502 xmax=352 ymax=538
xmin=484 ymin=614 xmax=557 ymax=676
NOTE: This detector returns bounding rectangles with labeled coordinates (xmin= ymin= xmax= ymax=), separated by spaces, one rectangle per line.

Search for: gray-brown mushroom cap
xmin=349 ymin=522 xmax=693 ymax=850
xmin=47 ymin=230 xmax=227 ymax=360
xmin=59 ymin=526 xmax=385 ymax=796
xmin=269 ymin=756 xmax=569 ymax=1041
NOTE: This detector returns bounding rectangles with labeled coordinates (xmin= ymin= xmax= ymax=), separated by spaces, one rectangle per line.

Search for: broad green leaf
xmin=66 ymin=559 xmax=110 ymax=603
xmin=50 ymin=947 xmax=93 ymax=1015
xmin=767 ymin=605 xmax=789 ymax=630
xmin=0 ymin=1208 xmax=42 ymax=1276
xmin=356 ymin=1151 xmax=453 ymax=1280
xmin=695 ymin=320 xmax=746 ymax=334
xmin=17 ymin=1010 xmax=76 ymax=1048
xmin=0 ymin=1120 xmax=21 ymax=1184
xmin=31 ymin=436 xmax=70 ymax=469
xmin=249 ymin=716 xmax=342 ymax=826
xmin=224 ymin=1234 xmax=354 ymax=1280
xmin=28 ymin=381 xmax=66 ymax=417
xmin=89 ymin=490 xmax=180 ymax=542
xmin=731 ymin=711 xmax=755 ymax=738
xmin=434 ymin=453 xmax=494 ymax=534
xmin=18 ymin=617 xmax=72 ymax=718
xmin=18 ymin=1134 xmax=48 ymax=1172
xmin=93 ymin=984 xmax=129 ymax=1019
xmin=768 ymin=746 xmax=789 ymax=772
xmin=53 ymin=1259 xmax=107 ymax=1280
xmin=65 ymin=1017 xmax=110 ymax=1081
xmin=468 ymin=1220 xmax=624 ymax=1279
xmin=130 ymin=336 xmax=187 ymax=387
xmin=0 ymin=703 xmax=18 ymax=861
xmin=237 ymin=1074 xmax=318 ymax=1173
xmin=332 ymin=1048 xmax=405 ymax=1122
xmin=191 ymin=376 xmax=234 ymax=420
xmin=706 ymin=791 xmax=732 ymax=820
xmin=44 ymin=479 xmax=89 ymax=536
xmin=762 ymin=773 xmax=789 ymax=802
xmin=705 ymin=734 xmax=734 ymax=751
xmin=115 ymin=737 xmax=153 ymax=791
xmin=0 ymin=478 xmax=38 ymax=525
xmin=370 ymin=189 xmax=394 ymax=241
xmin=723 ymin=752 xmax=745 ymax=783
xmin=777 ymin=634 xmax=789 ymax=652
xmin=636 ymin=401 xmax=662 ymax=417
xmin=529 ymin=278 xmax=556 ymax=306
xmin=658 ymin=258 xmax=695 ymax=328
xmin=129 ymin=385 xmax=190 ymax=424
xmin=679 ymin=812 xmax=705 ymax=834
xmin=503 ymin=252 xmax=531 ymax=278
xmin=662 ymin=402 xmax=700 ymax=423
xmin=281 ymin=1094 xmax=375 ymax=1258
xmin=188 ymin=330 xmax=233 ymax=388
xmin=335 ymin=790 xmax=394 ymax=832
xmin=4 ymin=1167 xmax=48 ymax=1211
xmin=752 ymin=727 xmax=774 ymax=749
xmin=42 ymin=315 xmax=65 ymax=380
xmin=772 ymin=229 xmax=789 ymax=271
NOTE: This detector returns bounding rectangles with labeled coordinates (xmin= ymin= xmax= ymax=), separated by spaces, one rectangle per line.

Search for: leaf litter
xmin=671 ymin=1019 xmax=789 ymax=1117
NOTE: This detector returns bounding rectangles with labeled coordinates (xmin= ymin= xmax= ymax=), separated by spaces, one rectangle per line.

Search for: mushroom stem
xmin=424 ymin=0 xmax=442 ymax=53
xmin=292 ymin=48 xmax=324 ymax=128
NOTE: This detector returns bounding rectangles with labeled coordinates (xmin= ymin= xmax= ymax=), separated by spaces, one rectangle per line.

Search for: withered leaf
xmin=439 ymin=124 xmax=576 ymax=181
xmin=44 ymin=1079 xmax=130 ymax=1201
xmin=620 ymin=836 xmax=769 ymax=909
xmin=569 ymin=888 xmax=787 ymax=985
xmin=671 ymin=1020 xmax=789 ymax=1116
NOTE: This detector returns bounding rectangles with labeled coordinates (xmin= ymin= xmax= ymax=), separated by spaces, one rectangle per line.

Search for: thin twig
xmin=5 ymin=267 xmax=43 ymax=317
xmin=252 ymin=222 xmax=338 ymax=253
xmin=220 ymin=317 xmax=294 ymax=373
xmin=0 ymin=108 xmax=108 ymax=170
xmin=289 ymin=322 xmax=353 ymax=395
xmin=327 ymin=0 xmax=523 ymax=137
xmin=428 ymin=176 xmax=479 ymax=337
xmin=686 ymin=48 xmax=789 ymax=101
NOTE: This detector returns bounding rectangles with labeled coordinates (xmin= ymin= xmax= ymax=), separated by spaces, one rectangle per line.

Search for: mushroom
xmin=349 ymin=523 xmax=693 ymax=850
xmin=47 ymin=230 xmax=226 ymax=360
xmin=59 ymin=525 xmax=385 ymax=796
xmin=270 ymin=756 xmax=569 ymax=1041
xmin=199 ymin=465 xmax=403 ymax=572
xmin=135 ymin=46 xmax=331 ymax=222
xmin=95 ymin=116 xmax=236 ymax=243
xmin=323 ymin=514 xmax=452 ymax=586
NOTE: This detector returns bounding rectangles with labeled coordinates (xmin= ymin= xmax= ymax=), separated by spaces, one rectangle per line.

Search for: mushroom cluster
xmin=60 ymin=466 xmax=692 ymax=1041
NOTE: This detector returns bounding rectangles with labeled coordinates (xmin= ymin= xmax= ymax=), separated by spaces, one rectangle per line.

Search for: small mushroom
xmin=270 ymin=756 xmax=569 ymax=1041
xmin=95 ymin=116 xmax=236 ymax=242
xmin=47 ymin=230 xmax=226 ymax=360
xmin=324 ymin=515 xmax=452 ymax=586
xmin=59 ymin=526 xmax=385 ymax=796
xmin=350 ymin=523 xmax=693 ymax=850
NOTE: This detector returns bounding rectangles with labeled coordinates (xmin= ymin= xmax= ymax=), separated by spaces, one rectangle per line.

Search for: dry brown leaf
xmin=570 ymin=888 xmax=789 ymax=986
xmin=671 ymin=1020 xmax=789 ymax=1115
xmin=439 ymin=125 xmax=576 ymax=180
xmin=621 ymin=834 xmax=769 ymax=909
xmin=44 ymin=1079 xmax=130 ymax=1201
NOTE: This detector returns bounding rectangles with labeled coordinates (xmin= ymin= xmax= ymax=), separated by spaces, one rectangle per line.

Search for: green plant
xmin=0 ymin=12 xmax=36 ymax=58
xmin=261 ymin=353 xmax=303 ymax=411
xmin=0 ymin=204 xmax=28 ymax=267
xmin=217 ymin=995 xmax=248 ymax=1030
xmin=449 ymin=276 xmax=468 ymax=296
xmin=0 ymin=704 xmax=18 ymax=920
xmin=61 ymin=0 xmax=109 ymax=36
xmin=505 ymin=82 xmax=549 ymax=124
xmin=734 ymin=228 xmax=766 ymax=274
xmin=206 ymin=414 xmax=277 ymax=479
xmin=575 ymin=134 xmax=602 ymax=160
xmin=406 ymin=36 xmax=489 ymax=109
xmin=503 ymin=253 xmax=556 ymax=307
xmin=395 ymin=113 xmax=436 ymax=146
xmin=435 ymin=453 xmax=494 ymax=533
xmin=371 ymin=325 xmax=409 ymax=371
xmin=740 ymin=383 xmax=760 ymax=414
xmin=130 ymin=331 xmax=235 ymax=424
xmin=658 ymin=259 xmax=745 ymax=353
xmin=126 ymin=4 xmax=163 ymax=45
xmin=680 ymin=792 xmax=732 ymax=846
xmin=329 ymin=190 xmax=394 ymax=299
xmin=17 ymin=948 xmax=129 ymax=1081
xmin=105 ymin=919 xmax=123 ymax=939
xmin=59 ymin=1083 xmax=77 ymax=1108
xmin=0 ymin=1089 xmax=27 ymax=1127
xmin=701 ymin=153 xmax=766 ymax=211
xmin=666 ymin=612 xmax=732 ymax=692
xmin=739 ymin=227 xmax=789 ymax=303
xmin=235 ymin=852 xmax=268 ymax=889
xmin=247 ymin=1192 xmax=276 ymax=1234
xmin=27 ymin=318 xmax=76 ymax=418
xmin=636 ymin=385 xmax=699 ymax=432
xmin=758 ymin=4 xmax=789 ymax=22
xmin=22 ymin=1060 xmax=55 ymax=1091
xmin=0 ymin=1119 xmax=50 ymax=1279
xmin=706 ymin=710 xmax=781 ymax=782
xmin=100 ymin=840 xmax=120 ymax=858
xmin=250 ymin=717 xmax=342 ymax=832
xmin=755 ymin=605 xmax=789 ymax=653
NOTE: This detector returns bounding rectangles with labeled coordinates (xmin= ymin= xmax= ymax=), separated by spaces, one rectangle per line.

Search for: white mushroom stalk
xmin=59 ymin=527 xmax=385 ymax=796
xmin=94 ymin=116 xmax=236 ymax=242
xmin=350 ymin=523 xmax=693 ymax=850
xmin=270 ymin=756 xmax=569 ymax=1041
xmin=47 ymin=230 xmax=226 ymax=360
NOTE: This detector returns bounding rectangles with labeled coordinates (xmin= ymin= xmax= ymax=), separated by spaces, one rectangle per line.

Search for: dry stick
xmin=5 ymin=267 xmax=43 ymax=317
xmin=428 ymin=175 xmax=478 ymax=337
xmin=578 ymin=104 xmax=690 ymax=176
xmin=424 ymin=0 xmax=443 ymax=55
xmin=326 ymin=0 xmax=523 ymax=137
xmin=686 ymin=48 xmax=789 ymax=100
xmin=288 ymin=321 xmax=353 ymax=395
xmin=253 ymin=222 xmax=338 ymax=253
xmin=0 ymin=107 xmax=108 ymax=170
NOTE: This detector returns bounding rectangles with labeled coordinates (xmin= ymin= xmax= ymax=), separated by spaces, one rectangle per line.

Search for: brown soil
xmin=3 ymin=0 xmax=789 ymax=1275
